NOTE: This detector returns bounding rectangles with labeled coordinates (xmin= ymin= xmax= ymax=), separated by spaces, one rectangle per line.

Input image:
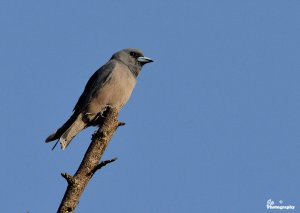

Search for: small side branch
xmin=92 ymin=157 xmax=118 ymax=174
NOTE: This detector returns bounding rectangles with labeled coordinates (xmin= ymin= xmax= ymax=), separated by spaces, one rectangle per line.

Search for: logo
xmin=266 ymin=199 xmax=296 ymax=210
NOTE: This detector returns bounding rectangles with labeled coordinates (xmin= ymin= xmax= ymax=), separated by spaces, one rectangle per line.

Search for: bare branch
xmin=57 ymin=107 xmax=120 ymax=213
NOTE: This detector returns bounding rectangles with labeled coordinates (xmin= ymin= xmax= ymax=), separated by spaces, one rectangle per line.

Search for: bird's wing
xmin=73 ymin=60 xmax=116 ymax=113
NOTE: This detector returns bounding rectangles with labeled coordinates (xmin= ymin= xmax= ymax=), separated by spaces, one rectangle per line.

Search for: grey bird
xmin=45 ymin=48 xmax=153 ymax=150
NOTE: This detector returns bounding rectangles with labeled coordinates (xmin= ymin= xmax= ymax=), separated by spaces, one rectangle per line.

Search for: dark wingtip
xmin=45 ymin=131 xmax=57 ymax=143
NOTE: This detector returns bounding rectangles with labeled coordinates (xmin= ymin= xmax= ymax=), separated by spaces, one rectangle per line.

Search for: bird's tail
xmin=59 ymin=113 xmax=86 ymax=149
xmin=45 ymin=113 xmax=86 ymax=150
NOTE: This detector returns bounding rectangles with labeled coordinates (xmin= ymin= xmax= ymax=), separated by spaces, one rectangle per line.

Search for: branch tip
xmin=118 ymin=122 xmax=126 ymax=127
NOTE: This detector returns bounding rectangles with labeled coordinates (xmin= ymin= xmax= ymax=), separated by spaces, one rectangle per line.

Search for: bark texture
xmin=57 ymin=107 xmax=122 ymax=213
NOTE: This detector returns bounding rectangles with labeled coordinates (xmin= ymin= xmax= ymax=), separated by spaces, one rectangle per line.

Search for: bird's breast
xmin=87 ymin=63 xmax=137 ymax=115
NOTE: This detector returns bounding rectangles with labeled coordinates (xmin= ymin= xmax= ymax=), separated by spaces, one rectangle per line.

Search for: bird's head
xmin=111 ymin=48 xmax=153 ymax=77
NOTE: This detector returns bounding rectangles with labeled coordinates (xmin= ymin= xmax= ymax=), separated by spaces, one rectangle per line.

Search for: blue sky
xmin=1 ymin=0 xmax=300 ymax=212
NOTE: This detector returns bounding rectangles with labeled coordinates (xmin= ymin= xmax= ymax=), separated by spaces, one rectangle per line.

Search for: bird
xmin=45 ymin=48 xmax=153 ymax=150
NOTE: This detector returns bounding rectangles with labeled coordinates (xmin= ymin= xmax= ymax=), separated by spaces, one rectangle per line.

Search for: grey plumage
xmin=45 ymin=48 xmax=153 ymax=150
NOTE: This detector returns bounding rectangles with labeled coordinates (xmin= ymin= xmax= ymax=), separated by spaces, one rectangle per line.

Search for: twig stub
xmin=61 ymin=173 xmax=74 ymax=184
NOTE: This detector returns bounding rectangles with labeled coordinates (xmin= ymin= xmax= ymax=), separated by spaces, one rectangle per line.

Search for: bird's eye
xmin=130 ymin=52 xmax=137 ymax=57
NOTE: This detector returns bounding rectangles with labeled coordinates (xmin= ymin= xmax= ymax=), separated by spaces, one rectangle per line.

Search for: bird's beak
xmin=137 ymin=56 xmax=153 ymax=64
